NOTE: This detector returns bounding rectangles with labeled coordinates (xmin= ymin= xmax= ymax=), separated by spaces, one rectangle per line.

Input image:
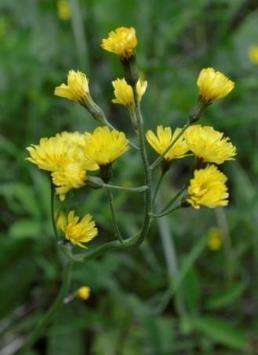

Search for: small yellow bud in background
xmin=207 ymin=227 xmax=223 ymax=251
xmin=57 ymin=0 xmax=71 ymax=21
xmin=54 ymin=70 xmax=91 ymax=105
xmin=197 ymin=67 xmax=235 ymax=103
xmin=101 ymin=27 xmax=137 ymax=59
xmin=112 ymin=78 xmax=147 ymax=107
xmin=76 ymin=286 xmax=91 ymax=301
xmin=248 ymin=46 xmax=258 ymax=64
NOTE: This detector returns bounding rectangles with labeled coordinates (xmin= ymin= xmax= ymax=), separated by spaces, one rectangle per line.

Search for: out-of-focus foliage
xmin=1 ymin=0 xmax=258 ymax=353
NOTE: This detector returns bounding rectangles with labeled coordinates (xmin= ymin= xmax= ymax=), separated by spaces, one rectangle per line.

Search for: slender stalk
xmin=50 ymin=180 xmax=58 ymax=240
xmin=87 ymin=176 xmax=148 ymax=192
xmin=152 ymin=170 xmax=166 ymax=205
xmin=107 ymin=189 xmax=124 ymax=244
xmin=21 ymin=261 xmax=73 ymax=353
xmin=160 ymin=186 xmax=186 ymax=213
xmin=151 ymin=204 xmax=182 ymax=218
xmin=132 ymin=89 xmax=152 ymax=246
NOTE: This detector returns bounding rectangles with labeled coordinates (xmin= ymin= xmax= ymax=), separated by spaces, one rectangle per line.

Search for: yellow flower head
xmin=197 ymin=67 xmax=235 ymax=103
xmin=84 ymin=127 xmax=129 ymax=166
xmin=26 ymin=136 xmax=71 ymax=172
xmin=101 ymin=27 xmax=137 ymax=59
xmin=57 ymin=210 xmax=98 ymax=247
xmin=146 ymin=126 xmax=188 ymax=161
xmin=187 ymin=165 xmax=229 ymax=209
xmin=76 ymin=286 xmax=91 ymax=301
xmin=112 ymin=78 xmax=147 ymax=107
xmin=57 ymin=0 xmax=71 ymax=21
xmin=54 ymin=70 xmax=90 ymax=104
xmin=184 ymin=125 xmax=237 ymax=164
xmin=52 ymin=162 xmax=87 ymax=201
xmin=248 ymin=46 xmax=258 ymax=64
xmin=207 ymin=227 xmax=223 ymax=251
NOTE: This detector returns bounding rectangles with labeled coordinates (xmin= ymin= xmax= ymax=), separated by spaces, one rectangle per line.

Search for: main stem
xmin=133 ymin=92 xmax=152 ymax=246
xmin=21 ymin=261 xmax=73 ymax=353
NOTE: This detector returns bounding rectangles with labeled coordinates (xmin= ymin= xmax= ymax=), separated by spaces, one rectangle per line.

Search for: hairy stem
xmin=50 ymin=180 xmax=58 ymax=240
xmin=107 ymin=189 xmax=124 ymax=243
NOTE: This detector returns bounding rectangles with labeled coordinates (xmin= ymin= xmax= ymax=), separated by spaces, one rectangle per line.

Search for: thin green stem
xmin=50 ymin=180 xmax=58 ymax=240
xmin=87 ymin=176 xmax=148 ymax=192
xmin=160 ymin=186 xmax=186 ymax=214
xmin=152 ymin=170 xmax=167 ymax=205
xmin=132 ymin=89 xmax=152 ymax=246
xmin=107 ymin=189 xmax=124 ymax=244
xmin=21 ymin=261 xmax=73 ymax=353
xmin=151 ymin=204 xmax=182 ymax=218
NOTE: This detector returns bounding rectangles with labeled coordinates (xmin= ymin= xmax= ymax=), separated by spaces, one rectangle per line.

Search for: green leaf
xmin=192 ymin=316 xmax=248 ymax=350
xmin=206 ymin=281 xmax=248 ymax=310
xmin=9 ymin=218 xmax=42 ymax=238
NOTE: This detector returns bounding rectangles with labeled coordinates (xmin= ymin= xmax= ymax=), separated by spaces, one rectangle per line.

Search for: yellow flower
xmin=197 ymin=67 xmax=235 ymax=103
xmin=248 ymin=46 xmax=258 ymax=64
xmin=76 ymin=286 xmax=91 ymax=301
xmin=207 ymin=227 xmax=223 ymax=251
xmin=52 ymin=162 xmax=87 ymax=201
xmin=57 ymin=210 xmax=98 ymax=247
xmin=84 ymin=127 xmax=129 ymax=166
xmin=26 ymin=136 xmax=71 ymax=171
xmin=54 ymin=70 xmax=91 ymax=104
xmin=112 ymin=78 xmax=147 ymax=106
xmin=187 ymin=165 xmax=229 ymax=209
xmin=101 ymin=27 xmax=137 ymax=59
xmin=146 ymin=126 xmax=188 ymax=161
xmin=184 ymin=125 xmax=236 ymax=164
xmin=57 ymin=0 xmax=71 ymax=21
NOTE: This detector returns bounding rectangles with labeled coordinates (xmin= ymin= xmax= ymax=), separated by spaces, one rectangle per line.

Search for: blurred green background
xmin=1 ymin=0 xmax=258 ymax=354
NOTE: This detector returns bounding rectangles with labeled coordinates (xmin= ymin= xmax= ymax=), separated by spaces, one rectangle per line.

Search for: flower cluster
xmin=27 ymin=25 xmax=237 ymax=250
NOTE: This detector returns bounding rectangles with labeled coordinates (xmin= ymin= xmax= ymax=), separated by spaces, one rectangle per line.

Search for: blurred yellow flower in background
xmin=76 ymin=286 xmax=91 ymax=301
xmin=84 ymin=127 xmax=129 ymax=167
xmin=57 ymin=211 xmax=98 ymax=247
xmin=248 ymin=46 xmax=258 ymax=64
xmin=146 ymin=126 xmax=188 ymax=161
xmin=101 ymin=27 xmax=137 ymax=59
xmin=197 ymin=67 xmax=235 ymax=103
xmin=57 ymin=0 xmax=71 ymax=21
xmin=112 ymin=78 xmax=147 ymax=106
xmin=184 ymin=125 xmax=236 ymax=164
xmin=54 ymin=70 xmax=90 ymax=105
xmin=187 ymin=165 xmax=229 ymax=209
xmin=207 ymin=227 xmax=223 ymax=251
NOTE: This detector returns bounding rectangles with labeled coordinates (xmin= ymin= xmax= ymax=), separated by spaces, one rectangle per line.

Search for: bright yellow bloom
xmin=57 ymin=0 xmax=71 ymax=21
xmin=26 ymin=136 xmax=71 ymax=172
xmin=76 ymin=286 xmax=91 ymax=301
xmin=207 ymin=227 xmax=223 ymax=251
xmin=101 ymin=27 xmax=137 ymax=59
xmin=248 ymin=46 xmax=258 ymax=64
xmin=184 ymin=125 xmax=236 ymax=164
xmin=54 ymin=70 xmax=90 ymax=104
xmin=187 ymin=165 xmax=229 ymax=209
xmin=52 ymin=162 xmax=87 ymax=201
xmin=146 ymin=126 xmax=188 ymax=161
xmin=197 ymin=67 xmax=235 ymax=103
xmin=112 ymin=78 xmax=147 ymax=106
xmin=84 ymin=127 xmax=129 ymax=166
xmin=57 ymin=210 xmax=98 ymax=247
